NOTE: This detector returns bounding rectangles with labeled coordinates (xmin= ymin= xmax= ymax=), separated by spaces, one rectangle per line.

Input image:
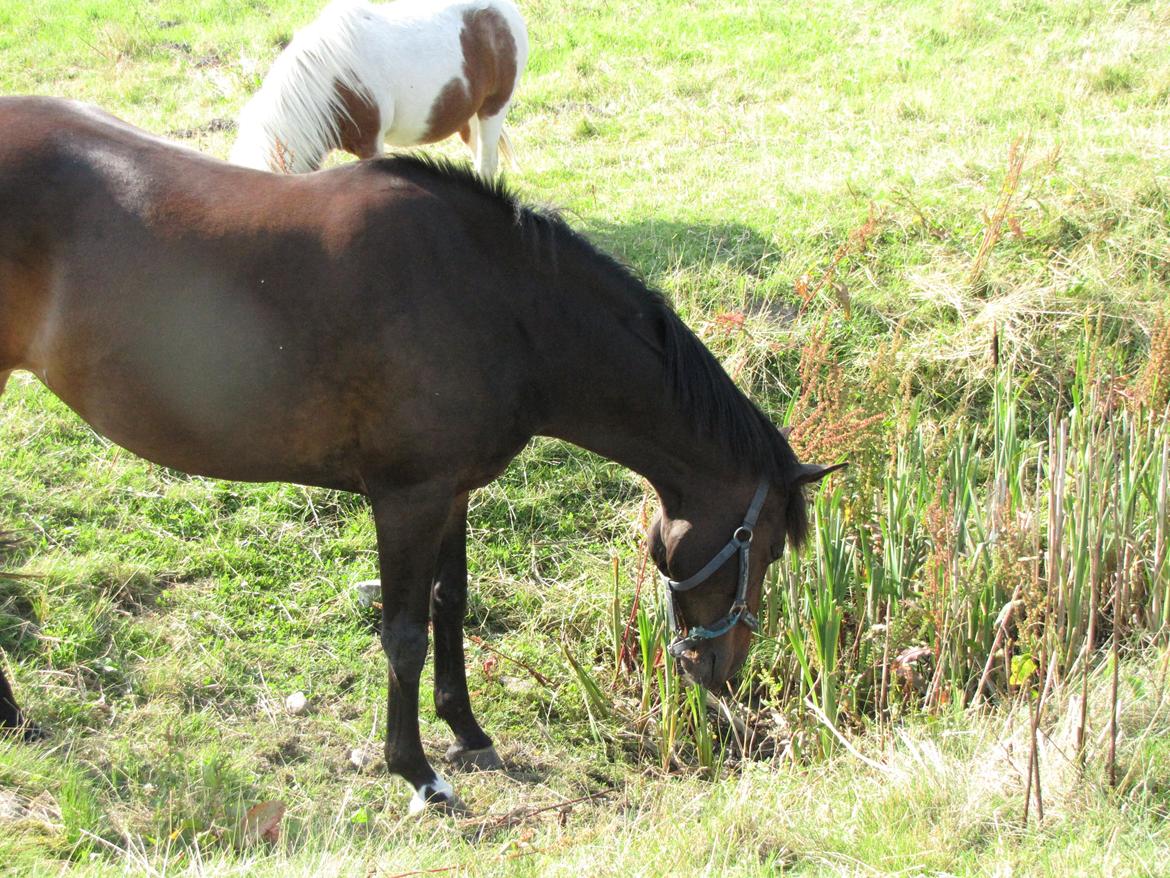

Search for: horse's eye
xmin=649 ymin=539 xmax=667 ymax=571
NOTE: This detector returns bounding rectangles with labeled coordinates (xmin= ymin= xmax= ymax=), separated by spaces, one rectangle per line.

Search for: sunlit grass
xmin=1 ymin=0 xmax=1169 ymax=874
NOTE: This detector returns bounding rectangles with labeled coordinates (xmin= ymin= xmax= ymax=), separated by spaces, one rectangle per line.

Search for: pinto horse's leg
xmin=431 ymin=495 xmax=501 ymax=771
xmin=473 ymin=112 xmax=506 ymax=178
xmin=370 ymin=480 xmax=458 ymax=814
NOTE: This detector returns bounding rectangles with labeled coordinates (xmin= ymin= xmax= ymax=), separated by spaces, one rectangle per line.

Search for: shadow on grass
xmin=582 ymin=217 xmax=786 ymax=284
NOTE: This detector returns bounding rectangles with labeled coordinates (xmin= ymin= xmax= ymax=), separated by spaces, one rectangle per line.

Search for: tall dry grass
xmin=567 ymin=300 xmax=1170 ymax=803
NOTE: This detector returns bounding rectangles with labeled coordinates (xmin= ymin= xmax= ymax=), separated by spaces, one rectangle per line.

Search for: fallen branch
xmin=468 ymin=789 xmax=612 ymax=835
xmin=804 ymin=699 xmax=895 ymax=776
xmin=467 ymin=634 xmax=553 ymax=688
xmin=378 ymin=867 xmax=458 ymax=878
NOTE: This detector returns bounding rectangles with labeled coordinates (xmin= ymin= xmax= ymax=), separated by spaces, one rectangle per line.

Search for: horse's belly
xmin=38 ymin=363 xmax=360 ymax=490
xmin=379 ymin=68 xmax=469 ymax=145
xmin=29 ymin=281 xmax=364 ymax=489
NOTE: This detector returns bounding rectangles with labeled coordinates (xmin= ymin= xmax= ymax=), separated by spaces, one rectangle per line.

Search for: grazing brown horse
xmin=0 ymin=97 xmax=840 ymax=813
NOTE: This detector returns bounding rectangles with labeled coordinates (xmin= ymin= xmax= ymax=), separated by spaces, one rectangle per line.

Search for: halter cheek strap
xmin=662 ymin=480 xmax=769 ymax=658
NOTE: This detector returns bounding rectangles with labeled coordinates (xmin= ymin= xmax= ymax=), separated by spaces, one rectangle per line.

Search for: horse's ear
xmin=791 ymin=462 xmax=847 ymax=486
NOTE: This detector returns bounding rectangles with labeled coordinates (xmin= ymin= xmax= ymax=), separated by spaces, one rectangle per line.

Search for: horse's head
xmin=648 ymin=461 xmax=844 ymax=689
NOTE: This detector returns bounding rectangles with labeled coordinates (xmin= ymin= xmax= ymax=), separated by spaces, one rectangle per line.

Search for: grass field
xmin=1 ymin=0 xmax=1169 ymax=874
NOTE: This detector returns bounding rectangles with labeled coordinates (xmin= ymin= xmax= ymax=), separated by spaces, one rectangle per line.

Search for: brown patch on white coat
xmin=333 ymin=81 xmax=383 ymax=160
xmin=323 ymin=6 xmax=518 ymax=174
xmin=423 ymin=7 xmax=518 ymax=144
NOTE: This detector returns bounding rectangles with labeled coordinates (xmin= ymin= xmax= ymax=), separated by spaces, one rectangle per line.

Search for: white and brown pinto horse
xmin=230 ymin=0 xmax=526 ymax=177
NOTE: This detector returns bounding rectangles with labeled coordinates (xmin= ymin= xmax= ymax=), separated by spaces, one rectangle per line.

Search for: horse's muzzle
xmin=673 ymin=641 xmax=739 ymax=689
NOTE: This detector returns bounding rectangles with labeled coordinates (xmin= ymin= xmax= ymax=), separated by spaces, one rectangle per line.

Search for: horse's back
xmin=2 ymin=104 xmax=539 ymax=489
xmin=0 ymin=96 xmax=115 ymax=159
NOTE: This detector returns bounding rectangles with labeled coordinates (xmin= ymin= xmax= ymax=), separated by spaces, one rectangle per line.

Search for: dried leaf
xmin=712 ymin=310 xmax=746 ymax=334
xmin=243 ymin=800 xmax=285 ymax=844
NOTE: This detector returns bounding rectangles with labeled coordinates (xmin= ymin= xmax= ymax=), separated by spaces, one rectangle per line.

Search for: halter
xmin=661 ymin=480 xmax=769 ymax=659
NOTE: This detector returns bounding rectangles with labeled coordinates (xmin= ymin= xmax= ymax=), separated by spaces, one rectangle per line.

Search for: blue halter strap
xmin=662 ymin=480 xmax=769 ymax=658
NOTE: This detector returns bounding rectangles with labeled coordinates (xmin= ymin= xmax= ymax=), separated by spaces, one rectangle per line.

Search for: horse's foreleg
xmin=431 ymin=495 xmax=501 ymax=770
xmin=371 ymin=479 xmax=458 ymax=814
xmin=461 ymin=117 xmax=481 ymax=166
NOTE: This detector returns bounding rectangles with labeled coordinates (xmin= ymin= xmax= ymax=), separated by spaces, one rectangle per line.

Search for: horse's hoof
xmin=21 ymin=721 xmax=46 ymax=743
xmin=408 ymin=776 xmax=459 ymax=816
xmin=353 ymin=579 xmax=381 ymax=609
xmin=0 ymin=717 xmax=45 ymax=743
xmin=444 ymin=743 xmax=503 ymax=771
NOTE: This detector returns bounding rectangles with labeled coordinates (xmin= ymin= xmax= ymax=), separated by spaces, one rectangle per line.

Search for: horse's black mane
xmin=373 ymin=154 xmax=809 ymax=548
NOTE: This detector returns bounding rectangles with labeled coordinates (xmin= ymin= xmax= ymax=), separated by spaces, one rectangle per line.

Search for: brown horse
xmin=0 ymin=97 xmax=839 ymax=813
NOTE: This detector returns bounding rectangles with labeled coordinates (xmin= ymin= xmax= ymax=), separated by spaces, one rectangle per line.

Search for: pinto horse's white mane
xmin=231 ymin=0 xmax=376 ymax=173
xmin=230 ymin=0 xmax=526 ymax=176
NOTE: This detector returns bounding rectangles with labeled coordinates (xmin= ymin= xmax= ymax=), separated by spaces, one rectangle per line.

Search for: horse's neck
xmin=536 ymin=295 xmax=734 ymax=501
xmin=231 ymin=96 xmax=326 ymax=174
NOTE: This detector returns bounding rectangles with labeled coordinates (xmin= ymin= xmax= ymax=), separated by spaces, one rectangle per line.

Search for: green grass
xmin=2 ymin=0 xmax=1170 ymax=874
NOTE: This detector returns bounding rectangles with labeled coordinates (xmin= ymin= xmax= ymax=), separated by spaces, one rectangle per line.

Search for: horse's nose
xmin=674 ymin=649 xmax=700 ymax=683
xmin=675 ymin=646 xmax=718 ymax=687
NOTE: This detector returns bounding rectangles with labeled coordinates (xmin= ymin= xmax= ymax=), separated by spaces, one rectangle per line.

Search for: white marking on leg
xmin=408 ymin=772 xmax=454 ymax=815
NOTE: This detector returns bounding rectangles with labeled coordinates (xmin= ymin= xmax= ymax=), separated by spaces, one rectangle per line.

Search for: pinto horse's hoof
xmin=408 ymin=776 xmax=461 ymax=816
xmin=444 ymin=743 xmax=503 ymax=771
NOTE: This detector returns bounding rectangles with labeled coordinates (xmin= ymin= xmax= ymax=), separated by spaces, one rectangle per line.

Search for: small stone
xmin=350 ymin=747 xmax=373 ymax=770
xmin=501 ymin=675 xmax=536 ymax=696
xmin=285 ymin=692 xmax=308 ymax=715
xmin=353 ymin=579 xmax=381 ymax=608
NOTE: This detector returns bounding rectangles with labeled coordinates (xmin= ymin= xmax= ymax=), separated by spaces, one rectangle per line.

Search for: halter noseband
xmin=661 ymin=480 xmax=769 ymax=659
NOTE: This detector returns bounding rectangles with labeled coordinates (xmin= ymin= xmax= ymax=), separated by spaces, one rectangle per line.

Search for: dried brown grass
xmin=786 ymin=321 xmax=885 ymax=466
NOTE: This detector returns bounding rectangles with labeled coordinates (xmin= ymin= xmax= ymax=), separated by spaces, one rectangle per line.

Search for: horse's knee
xmin=431 ymin=577 xmax=466 ymax=613
xmin=381 ymin=620 xmax=428 ymax=678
